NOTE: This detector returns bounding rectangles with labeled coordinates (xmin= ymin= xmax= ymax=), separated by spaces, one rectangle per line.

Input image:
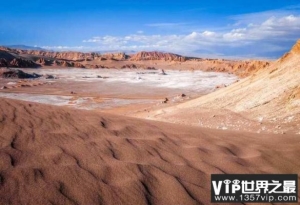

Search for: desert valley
xmin=0 ymin=37 xmax=299 ymax=205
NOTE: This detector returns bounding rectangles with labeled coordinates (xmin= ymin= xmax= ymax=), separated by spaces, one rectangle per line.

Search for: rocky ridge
xmin=130 ymin=51 xmax=187 ymax=62
xmin=0 ymin=46 xmax=272 ymax=77
xmin=0 ymin=68 xmax=41 ymax=79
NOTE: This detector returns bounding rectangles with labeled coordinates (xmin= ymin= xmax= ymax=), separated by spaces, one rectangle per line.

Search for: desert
xmin=0 ymin=40 xmax=300 ymax=204
xmin=1 ymin=1 xmax=300 ymax=204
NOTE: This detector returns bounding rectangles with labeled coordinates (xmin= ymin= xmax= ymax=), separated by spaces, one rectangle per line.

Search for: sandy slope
xmin=0 ymin=98 xmax=299 ymax=205
xmin=133 ymin=40 xmax=300 ymax=134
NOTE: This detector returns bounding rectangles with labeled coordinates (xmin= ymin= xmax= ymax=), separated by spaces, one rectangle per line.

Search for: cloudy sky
xmin=0 ymin=0 xmax=299 ymax=59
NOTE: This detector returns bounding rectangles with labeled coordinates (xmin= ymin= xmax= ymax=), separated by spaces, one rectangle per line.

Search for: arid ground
xmin=0 ymin=41 xmax=300 ymax=204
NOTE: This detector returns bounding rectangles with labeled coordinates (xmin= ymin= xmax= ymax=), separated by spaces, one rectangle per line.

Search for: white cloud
xmin=41 ymin=46 xmax=90 ymax=51
xmin=84 ymin=14 xmax=299 ymax=51
xmin=232 ymin=15 xmax=300 ymax=41
xmin=47 ymin=10 xmax=300 ymax=58
xmin=202 ymin=31 xmax=216 ymax=37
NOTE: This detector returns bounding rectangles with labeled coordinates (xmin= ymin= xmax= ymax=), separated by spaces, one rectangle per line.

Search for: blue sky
xmin=0 ymin=0 xmax=300 ymax=59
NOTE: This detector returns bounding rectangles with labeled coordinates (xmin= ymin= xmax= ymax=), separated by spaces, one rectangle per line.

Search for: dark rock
xmin=1 ymin=69 xmax=42 ymax=79
xmin=121 ymin=64 xmax=137 ymax=69
xmin=0 ymin=58 xmax=8 ymax=67
xmin=161 ymin=69 xmax=167 ymax=75
xmin=45 ymin=74 xmax=55 ymax=79
xmin=162 ymin=98 xmax=169 ymax=104
xmin=146 ymin=66 xmax=156 ymax=70
xmin=9 ymin=58 xmax=39 ymax=68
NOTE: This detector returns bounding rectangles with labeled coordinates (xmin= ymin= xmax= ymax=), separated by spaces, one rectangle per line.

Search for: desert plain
xmin=0 ymin=41 xmax=300 ymax=204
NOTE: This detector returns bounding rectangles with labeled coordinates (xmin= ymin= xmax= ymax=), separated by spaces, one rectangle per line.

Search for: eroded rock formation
xmin=130 ymin=51 xmax=186 ymax=62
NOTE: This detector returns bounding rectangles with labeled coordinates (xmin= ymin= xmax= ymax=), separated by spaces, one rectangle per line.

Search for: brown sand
xmin=0 ymin=98 xmax=299 ymax=205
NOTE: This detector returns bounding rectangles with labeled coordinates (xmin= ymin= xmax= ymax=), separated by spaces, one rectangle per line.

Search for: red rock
xmin=9 ymin=58 xmax=38 ymax=68
xmin=36 ymin=58 xmax=52 ymax=66
xmin=130 ymin=51 xmax=186 ymax=62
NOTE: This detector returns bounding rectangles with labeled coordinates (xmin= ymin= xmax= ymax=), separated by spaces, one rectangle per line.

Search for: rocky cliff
xmin=130 ymin=51 xmax=187 ymax=62
xmin=0 ymin=47 xmax=128 ymax=61
xmin=0 ymin=49 xmax=39 ymax=68
xmin=0 ymin=46 xmax=272 ymax=77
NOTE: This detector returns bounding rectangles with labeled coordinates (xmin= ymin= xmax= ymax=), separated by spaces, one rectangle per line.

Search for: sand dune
xmin=0 ymin=98 xmax=299 ymax=205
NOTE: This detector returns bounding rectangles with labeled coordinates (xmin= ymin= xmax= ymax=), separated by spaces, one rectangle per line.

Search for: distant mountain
xmin=130 ymin=51 xmax=187 ymax=61
xmin=95 ymin=50 xmax=137 ymax=55
xmin=0 ymin=46 xmax=271 ymax=76
xmin=5 ymin=45 xmax=45 ymax=51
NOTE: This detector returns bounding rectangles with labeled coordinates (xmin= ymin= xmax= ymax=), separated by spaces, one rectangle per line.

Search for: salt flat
xmin=0 ymin=68 xmax=237 ymax=110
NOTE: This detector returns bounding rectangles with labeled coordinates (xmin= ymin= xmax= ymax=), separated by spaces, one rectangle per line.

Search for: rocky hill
xmin=0 ymin=46 xmax=271 ymax=77
xmin=138 ymin=40 xmax=300 ymax=134
xmin=130 ymin=51 xmax=187 ymax=62
xmin=0 ymin=49 xmax=39 ymax=68
xmin=0 ymin=47 xmax=129 ymax=61
xmin=6 ymin=45 xmax=45 ymax=50
xmin=22 ymin=50 xmax=97 ymax=61
xmin=189 ymin=58 xmax=271 ymax=77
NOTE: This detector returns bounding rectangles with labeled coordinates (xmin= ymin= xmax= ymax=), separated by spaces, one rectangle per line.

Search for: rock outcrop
xmin=17 ymin=50 xmax=97 ymax=61
xmin=100 ymin=52 xmax=129 ymax=61
xmin=192 ymin=58 xmax=271 ymax=77
xmin=85 ymin=64 xmax=108 ymax=69
xmin=291 ymin=39 xmax=300 ymax=54
xmin=0 ymin=49 xmax=40 ymax=68
xmin=279 ymin=39 xmax=300 ymax=62
xmin=0 ymin=58 xmax=8 ymax=67
xmin=130 ymin=51 xmax=186 ymax=62
xmin=36 ymin=58 xmax=52 ymax=66
xmin=0 ymin=69 xmax=41 ymax=79
xmin=227 ymin=60 xmax=270 ymax=77
xmin=0 ymin=46 xmax=272 ymax=76
xmin=53 ymin=60 xmax=85 ymax=68
xmin=120 ymin=64 xmax=156 ymax=70
xmin=9 ymin=58 xmax=39 ymax=68
xmin=121 ymin=64 xmax=137 ymax=69
xmin=0 ymin=47 xmax=130 ymax=61
xmin=0 ymin=50 xmax=16 ymax=62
